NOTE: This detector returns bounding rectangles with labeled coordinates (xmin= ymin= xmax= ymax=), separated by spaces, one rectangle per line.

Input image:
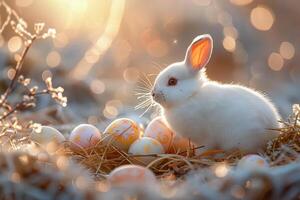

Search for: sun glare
xmin=69 ymin=0 xmax=88 ymax=12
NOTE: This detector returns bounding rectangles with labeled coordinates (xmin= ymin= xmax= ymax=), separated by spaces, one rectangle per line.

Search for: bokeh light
xmin=42 ymin=70 xmax=53 ymax=80
xmin=96 ymin=181 xmax=110 ymax=192
xmin=250 ymin=6 xmax=274 ymax=31
xmin=223 ymin=26 xmax=239 ymax=39
xmin=103 ymin=104 xmax=119 ymax=119
xmin=46 ymin=51 xmax=61 ymax=68
xmin=123 ymin=68 xmax=139 ymax=83
xmin=8 ymin=36 xmax=23 ymax=52
xmin=7 ymin=68 xmax=16 ymax=80
xmin=90 ymin=80 xmax=106 ymax=95
xmin=214 ymin=164 xmax=229 ymax=178
xmin=279 ymin=42 xmax=295 ymax=60
xmin=106 ymin=99 xmax=123 ymax=110
xmin=88 ymin=115 xmax=98 ymax=125
xmin=268 ymin=52 xmax=284 ymax=71
xmin=56 ymin=156 xmax=69 ymax=170
xmin=14 ymin=54 xmax=22 ymax=62
xmin=223 ymin=36 xmax=236 ymax=52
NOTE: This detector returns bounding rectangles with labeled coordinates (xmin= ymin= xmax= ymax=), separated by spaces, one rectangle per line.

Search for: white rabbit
xmin=151 ymin=34 xmax=281 ymax=152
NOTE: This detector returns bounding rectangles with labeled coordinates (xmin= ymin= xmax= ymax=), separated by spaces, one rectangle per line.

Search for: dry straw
xmin=63 ymin=105 xmax=300 ymax=181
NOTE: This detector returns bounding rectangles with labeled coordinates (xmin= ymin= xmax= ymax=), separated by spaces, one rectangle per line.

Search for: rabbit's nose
xmin=152 ymin=92 xmax=156 ymax=98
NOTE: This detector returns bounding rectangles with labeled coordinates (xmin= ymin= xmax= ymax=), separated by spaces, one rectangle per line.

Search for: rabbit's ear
xmin=185 ymin=34 xmax=213 ymax=72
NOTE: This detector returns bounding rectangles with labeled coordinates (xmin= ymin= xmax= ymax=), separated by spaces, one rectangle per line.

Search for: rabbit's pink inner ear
xmin=189 ymin=37 xmax=212 ymax=71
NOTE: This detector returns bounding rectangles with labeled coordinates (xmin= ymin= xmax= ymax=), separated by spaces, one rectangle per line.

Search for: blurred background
xmin=0 ymin=0 xmax=299 ymax=128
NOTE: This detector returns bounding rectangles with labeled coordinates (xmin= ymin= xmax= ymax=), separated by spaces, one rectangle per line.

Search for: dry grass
xmin=63 ymin=141 xmax=242 ymax=180
xmin=62 ymin=107 xmax=300 ymax=182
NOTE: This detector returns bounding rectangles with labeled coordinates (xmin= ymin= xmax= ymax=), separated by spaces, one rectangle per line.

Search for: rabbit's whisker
xmin=134 ymin=87 xmax=151 ymax=92
xmin=151 ymin=61 xmax=165 ymax=71
xmin=134 ymin=92 xmax=151 ymax=95
xmin=135 ymin=99 xmax=152 ymax=110
xmin=137 ymin=95 xmax=152 ymax=100
xmin=148 ymin=74 xmax=158 ymax=77
xmin=134 ymin=72 xmax=157 ymax=117
xmin=138 ymin=74 xmax=152 ymax=89
xmin=144 ymin=73 xmax=153 ymax=88
xmin=139 ymin=102 xmax=155 ymax=117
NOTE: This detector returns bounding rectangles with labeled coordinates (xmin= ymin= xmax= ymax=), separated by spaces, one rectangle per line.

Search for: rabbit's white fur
xmin=152 ymin=34 xmax=281 ymax=152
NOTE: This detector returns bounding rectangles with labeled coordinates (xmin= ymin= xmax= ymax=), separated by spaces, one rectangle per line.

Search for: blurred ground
xmin=0 ymin=0 xmax=299 ymax=127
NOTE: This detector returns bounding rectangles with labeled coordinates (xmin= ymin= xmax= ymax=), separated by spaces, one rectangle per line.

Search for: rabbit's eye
xmin=168 ymin=77 xmax=178 ymax=86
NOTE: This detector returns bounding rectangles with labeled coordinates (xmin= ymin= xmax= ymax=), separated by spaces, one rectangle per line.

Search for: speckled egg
xmin=129 ymin=137 xmax=164 ymax=164
xmin=104 ymin=118 xmax=142 ymax=151
xmin=31 ymin=126 xmax=65 ymax=145
xmin=108 ymin=165 xmax=156 ymax=186
xmin=144 ymin=117 xmax=173 ymax=151
xmin=237 ymin=154 xmax=269 ymax=169
xmin=69 ymin=124 xmax=101 ymax=149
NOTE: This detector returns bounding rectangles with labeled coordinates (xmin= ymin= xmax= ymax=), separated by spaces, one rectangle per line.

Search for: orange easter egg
xmin=104 ymin=118 xmax=142 ymax=151
xmin=108 ymin=165 xmax=156 ymax=186
xmin=144 ymin=117 xmax=173 ymax=151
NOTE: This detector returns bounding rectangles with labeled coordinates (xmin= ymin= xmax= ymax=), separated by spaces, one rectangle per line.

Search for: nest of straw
xmin=63 ymin=140 xmax=243 ymax=180
xmin=62 ymin=109 xmax=299 ymax=181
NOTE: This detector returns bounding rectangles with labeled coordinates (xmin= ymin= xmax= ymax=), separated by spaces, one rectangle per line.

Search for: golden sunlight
xmin=70 ymin=0 xmax=126 ymax=80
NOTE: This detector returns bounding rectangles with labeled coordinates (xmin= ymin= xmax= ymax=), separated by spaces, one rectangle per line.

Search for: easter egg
xmin=129 ymin=137 xmax=164 ymax=164
xmin=144 ymin=117 xmax=173 ymax=151
xmin=108 ymin=165 xmax=156 ymax=186
xmin=237 ymin=154 xmax=269 ymax=169
xmin=126 ymin=114 xmax=148 ymax=131
xmin=104 ymin=118 xmax=142 ymax=151
xmin=69 ymin=124 xmax=101 ymax=149
xmin=31 ymin=126 xmax=65 ymax=145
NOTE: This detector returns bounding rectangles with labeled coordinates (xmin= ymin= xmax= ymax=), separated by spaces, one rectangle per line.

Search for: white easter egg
xmin=129 ymin=137 xmax=164 ymax=164
xmin=69 ymin=124 xmax=101 ymax=149
xmin=104 ymin=118 xmax=142 ymax=151
xmin=237 ymin=154 xmax=269 ymax=169
xmin=31 ymin=126 xmax=65 ymax=145
xmin=144 ymin=117 xmax=173 ymax=151
xmin=108 ymin=164 xmax=156 ymax=186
